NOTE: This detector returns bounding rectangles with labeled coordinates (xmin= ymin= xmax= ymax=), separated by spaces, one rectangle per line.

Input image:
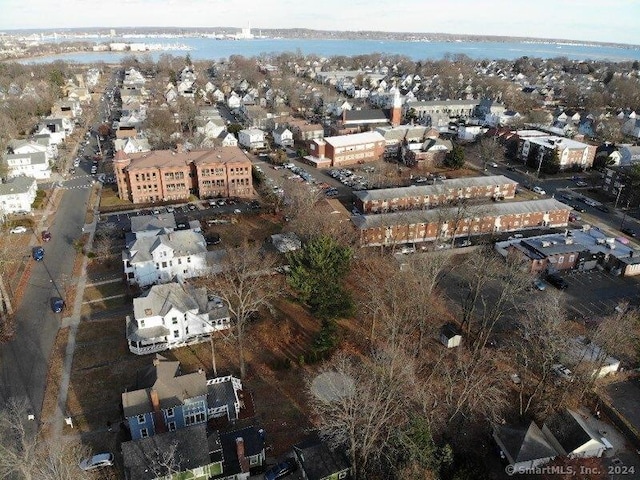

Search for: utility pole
xmin=615 ymin=184 xmax=625 ymax=209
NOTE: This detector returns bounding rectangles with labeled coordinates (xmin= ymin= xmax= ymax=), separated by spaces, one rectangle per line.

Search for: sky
xmin=1 ymin=0 xmax=639 ymax=46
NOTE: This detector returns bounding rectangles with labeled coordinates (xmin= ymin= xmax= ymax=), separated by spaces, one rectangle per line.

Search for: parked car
xmin=569 ymin=204 xmax=586 ymax=213
xmin=532 ymin=186 xmax=546 ymax=195
xmin=166 ymin=206 xmax=175 ymax=213
xmin=188 ymin=204 xmax=197 ymax=211
xmin=399 ymin=245 xmax=416 ymax=254
xmin=546 ymin=273 xmax=568 ymax=290
xmin=575 ymin=181 xmax=589 ymax=187
xmin=42 ymin=230 xmax=52 ymax=242
xmin=583 ymin=198 xmax=599 ymax=207
xmin=621 ymin=227 xmax=637 ymax=237
xmin=568 ymin=213 xmax=582 ymax=222
xmin=79 ymin=453 xmax=114 ymax=471
xmin=595 ymin=204 xmax=611 ymax=213
xmin=488 ymin=162 xmax=499 ymax=168
xmin=10 ymin=226 xmax=27 ymax=234
xmin=532 ymin=278 xmax=546 ymax=291
xmin=32 ymin=246 xmax=45 ymax=261
xmin=264 ymin=458 xmax=298 ymax=480
xmin=50 ymin=297 xmax=65 ymax=313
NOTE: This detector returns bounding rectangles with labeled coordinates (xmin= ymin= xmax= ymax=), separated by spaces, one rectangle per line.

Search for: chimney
xmin=150 ymin=389 xmax=160 ymax=412
xmin=236 ymin=437 xmax=250 ymax=473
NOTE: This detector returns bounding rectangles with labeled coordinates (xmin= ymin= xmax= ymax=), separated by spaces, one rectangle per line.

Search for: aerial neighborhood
xmin=2 ymin=26 xmax=640 ymax=480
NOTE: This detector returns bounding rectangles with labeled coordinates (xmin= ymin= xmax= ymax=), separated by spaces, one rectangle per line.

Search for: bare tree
xmin=202 ymin=242 xmax=279 ymax=378
xmin=308 ymin=348 xmax=416 ymax=479
xmin=476 ymin=136 xmax=504 ymax=169
xmin=0 ymin=398 xmax=91 ymax=480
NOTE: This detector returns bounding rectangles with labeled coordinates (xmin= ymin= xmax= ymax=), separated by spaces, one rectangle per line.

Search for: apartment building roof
xmin=124 ymin=147 xmax=249 ymax=170
xmin=354 ymin=175 xmax=518 ymax=202
xmin=352 ymin=199 xmax=571 ymax=229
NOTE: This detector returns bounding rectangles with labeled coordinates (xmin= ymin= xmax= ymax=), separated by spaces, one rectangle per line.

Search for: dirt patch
xmin=203 ymin=213 xmax=283 ymax=247
xmin=40 ymin=327 xmax=70 ymax=439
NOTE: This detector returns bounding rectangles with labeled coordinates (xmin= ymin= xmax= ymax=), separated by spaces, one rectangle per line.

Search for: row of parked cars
xmin=327 ymin=168 xmax=370 ymax=190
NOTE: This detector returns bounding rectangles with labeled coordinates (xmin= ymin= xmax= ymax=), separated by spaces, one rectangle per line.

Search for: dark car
xmin=32 ymin=246 xmax=45 ymax=261
xmin=569 ymin=203 xmax=586 ymax=213
xmin=42 ymin=230 xmax=52 ymax=242
xmin=621 ymin=227 xmax=637 ymax=237
xmin=546 ymin=273 xmax=568 ymax=290
xmin=206 ymin=233 xmax=221 ymax=245
xmin=595 ymin=204 xmax=611 ymax=213
xmin=264 ymin=458 xmax=298 ymax=480
xmin=51 ymin=297 xmax=65 ymax=313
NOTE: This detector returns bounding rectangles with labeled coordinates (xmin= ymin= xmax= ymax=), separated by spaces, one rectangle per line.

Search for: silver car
xmin=79 ymin=453 xmax=114 ymax=471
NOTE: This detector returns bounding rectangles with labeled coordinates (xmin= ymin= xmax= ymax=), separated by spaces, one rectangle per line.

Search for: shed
xmin=440 ymin=323 xmax=462 ymax=348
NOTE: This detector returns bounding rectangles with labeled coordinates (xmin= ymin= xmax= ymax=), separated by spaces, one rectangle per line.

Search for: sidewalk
xmin=51 ymin=183 xmax=102 ymax=440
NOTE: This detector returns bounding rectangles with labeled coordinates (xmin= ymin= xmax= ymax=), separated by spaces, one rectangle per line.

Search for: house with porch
xmin=126 ymin=281 xmax=230 ymax=355
xmin=122 ymin=355 xmax=247 ymax=440
xmin=293 ymin=435 xmax=351 ymax=480
xmin=3 ymin=151 xmax=51 ymax=179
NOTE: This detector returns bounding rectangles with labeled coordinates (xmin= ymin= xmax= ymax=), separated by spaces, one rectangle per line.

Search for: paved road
xmin=0 ymin=72 xmax=117 ymax=417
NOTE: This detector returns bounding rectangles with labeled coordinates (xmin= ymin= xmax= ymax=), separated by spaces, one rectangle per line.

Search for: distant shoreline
xmin=3 ymin=27 xmax=640 ymax=50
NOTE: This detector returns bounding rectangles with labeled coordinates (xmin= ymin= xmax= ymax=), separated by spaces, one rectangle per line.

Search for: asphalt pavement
xmin=0 ymin=73 xmax=116 ymax=419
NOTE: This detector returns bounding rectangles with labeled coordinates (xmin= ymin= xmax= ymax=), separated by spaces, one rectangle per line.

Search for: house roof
xmin=121 ymin=424 xmax=212 ymax=480
xmin=122 ymin=356 xmax=208 ymax=418
xmin=207 ymin=379 xmax=239 ymax=414
xmin=134 ymin=283 xmax=200 ymax=319
xmin=354 ymin=175 xmax=518 ymax=203
xmin=293 ymin=435 xmax=350 ymax=480
xmin=125 ymin=230 xmax=207 ymax=264
xmin=543 ymin=409 xmax=601 ymax=455
xmin=5 ymin=151 xmax=48 ymax=166
xmin=343 ymin=109 xmax=388 ymax=123
xmin=352 ymin=199 xmax=571 ymax=230
xmin=324 ymin=131 xmax=385 ymax=148
xmin=131 ymin=214 xmax=177 ymax=234
xmin=0 ymin=176 xmax=36 ymax=196
xmin=219 ymin=425 xmax=265 ymax=477
xmin=126 ymin=318 xmax=170 ymax=342
xmin=494 ymin=422 xmax=558 ymax=464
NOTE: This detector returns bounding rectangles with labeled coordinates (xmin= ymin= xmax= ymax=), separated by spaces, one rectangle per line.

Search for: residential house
xmin=122 ymin=229 xmax=209 ymax=287
xmin=622 ymin=117 xmax=640 ymax=139
xmin=198 ymin=118 xmax=227 ymax=139
xmin=290 ymin=122 xmax=325 ymax=143
xmin=51 ymin=99 xmax=82 ymax=119
xmin=121 ymin=424 xmax=224 ymax=480
xmin=36 ymin=118 xmax=73 ymax=144
xmin=375 ymin=125 xmax=434 ymax=157
xmin=458 ymin=124 xmax=485 ymax=141
xmin=238 ymin=128 xmax=265 ymax=150
xmin=130 ymin=213 xmax=177 ymax=238
xmin=114 ymin=146 xmax=252 ymax=204
xmin=353 ymin=199 xmax=572 ymax=247
xmin=122 ymin=356 xmax=209 ymax=440
xmin=353 ymin=176 xmax=518 ymax=214
xmin=219 ymin=426 xmax=267 ymax=478
xmin=126 ymin=281 xmax=230 ymax=355
xmin=0 ymin=176 xmax=37 ymax=215
xmin=3 ymin=151 xmax=51 ymax=179
xmin=293 ymin=435 xmax=351 ymax=480
xmin=8 ymin=138 xmax=52 ymax=163
xmin=217 ymin=131 xmax=238 ymax=147
xmin=541 ymin=409 xmax=607 ymax=459
xmin=122 ymin=355 xmax=247 ymax=440
xmin=227 ymin=92 xmax=242 ymax=110
xmin=114 ymin=137 xmax=151 ymax=154
xmin=273 ymin=126 xmax=294 ymax=147
xmin=307 ymin=131 xmax=386 ymax=168
xmin=493 ymin=422 xmax=558 ymax=473
xmin=440 ymin=324 xmax=462 ymax=348
xmin=401 ymin=137 xmax=452 ymax=168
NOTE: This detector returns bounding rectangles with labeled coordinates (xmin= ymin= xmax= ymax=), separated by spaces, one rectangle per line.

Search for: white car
xmin=532 ymin=186 xmax=546 ymax=195
xmin=79 ymin=453 xmax=114 ymax=471
xmin=10 ymin=226 xmax=28 ymax=234
xmin=489 ymin=162 xmax=499 ymax=168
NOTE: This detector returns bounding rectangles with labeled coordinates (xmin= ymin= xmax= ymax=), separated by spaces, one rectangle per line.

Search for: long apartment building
xmin=114 ymin=146 xmax=252 ymax=204
xmin=353 ymin=175 xmax=518 ymax=214
xmin=352 ymin=199 xmax=571 ymax=247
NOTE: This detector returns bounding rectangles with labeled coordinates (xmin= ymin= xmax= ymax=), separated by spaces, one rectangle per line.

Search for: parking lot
xmin=560 ymin=269 xmax=640 ymax=319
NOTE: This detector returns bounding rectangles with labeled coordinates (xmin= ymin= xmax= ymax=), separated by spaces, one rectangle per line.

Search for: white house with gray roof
xmin=126 ymin=281 xmax=230 ymax=355
xmin=123 ymin=229 xmax=209 ymax=287
xmin=0 ymin=176 xmax=37 ymax=215
xmin=3 ymin=151 xmax=51 ymax=179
